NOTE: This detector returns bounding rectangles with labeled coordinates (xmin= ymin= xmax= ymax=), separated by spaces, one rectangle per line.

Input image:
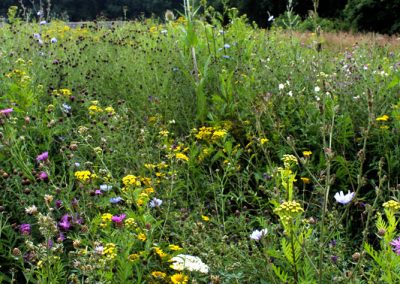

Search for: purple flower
xmin=36 ymin=151 xmax=49 ymax=162
xmin=0 ymin=108 xmax=13 ymax=115
xmin=149 ymin=197 xmax=163 ymax=208
xmin=111 ymin=214 xmax=126 ymax=224
xmin=33 ymin=33 xmax=41 ymax=39
xmin=20 ymin=224 xmax=31 ymax=235
xmin=38 ymin=171 xmax=48 ymax=181
xmin=390 ymin=237 xmax=400 ymax=255
xmin=95 ymin=189 xmax=102 ymax=195
xmin=250 ymin=228 xmax=268 ymax=241
xmin=331 ymin=255 xmax=338 ymax=263
xmin=57 ymin=232 xmax=65 ymax=242
xmin=110 ymin=196 xmax=123 ymax=204
xmin=55 ymin=200 xmax=62 ymax=208
xmin=58 ymin=214 xmax=71 ymax=230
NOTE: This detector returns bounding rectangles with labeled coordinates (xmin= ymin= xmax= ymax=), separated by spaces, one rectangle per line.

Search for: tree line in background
xmin=0 ymin=0 xmax=399 ymax=34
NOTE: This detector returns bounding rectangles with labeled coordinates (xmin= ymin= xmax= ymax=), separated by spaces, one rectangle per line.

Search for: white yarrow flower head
xmin=170 ymin=254 xmax=209 ymax=274
xmin=250 ymin=228 xmax=268 ymax=241
xmin=314 ymin=86 xmax=321 ymax=92
xmin=334 ymin=191 xmax=355 ymax=205
xmin=279 ymin=83 xmax=285 ymax=90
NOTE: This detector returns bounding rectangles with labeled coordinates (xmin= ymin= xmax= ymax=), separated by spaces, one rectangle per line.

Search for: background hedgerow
xmin=0 ymin=3 xmax=400 ymax=283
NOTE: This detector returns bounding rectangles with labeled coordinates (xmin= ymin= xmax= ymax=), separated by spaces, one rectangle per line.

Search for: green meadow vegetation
xmin=0 ymin=2 xmax=400 ymax=283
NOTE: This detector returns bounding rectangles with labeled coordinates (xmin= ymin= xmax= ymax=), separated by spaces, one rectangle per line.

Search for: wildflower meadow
xmin=0 ymin=2 xmax=400 ymax=283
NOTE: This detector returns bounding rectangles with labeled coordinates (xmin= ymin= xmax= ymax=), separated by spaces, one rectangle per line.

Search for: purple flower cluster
xmin=36 ymin=151 xmax=49 ymax=162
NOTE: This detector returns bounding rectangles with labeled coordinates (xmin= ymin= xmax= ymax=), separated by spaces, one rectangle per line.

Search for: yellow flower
xmin=171 ymin=273 xmax=189 ymax=284
xmin=383 ymin=200 xmax=400 ymax=212
xmin=103 ymin=243 xmax=117 ymax=260
xmin=105 ymin=106 xmax=116 ymax=115
xmin=169 ymin=244 xmax=182 ymax=251
xmin=260 ymin=138 xmax=269 ymax=145
xmin=175 ymin=153 xmax=189 ymax=161
xmin=212 ymin=129 xmax=228 ymax=140
xmin=302 ymin=151 xmax=312 ymax=157
xmin=201 ymin=215 xmax=210 ymax=222
xmin=125 ymin=218 xmax=137 ymax=229
xmin=159 ymin=130 xmax=169 ymax=137
xmin=151 ymin=271 xmax=166 ymax=279
xmin=88 ymin=105 xmax=103 ymax=115
xmin=154 ymin=247 xmax=168 ymax=258
xmin=122 ymin=175 xmax=139 ymax=186
xmin=144 ymin=187 xmax=155 ymax=194
xmin=74 ymin=170 xmax=92 ymax=182
xmin=138 ymin=233 xmax=147 ymax=242
xmin=376 ymin=114 xmax=389 ymax=121
xmin=300 ymin=177 xmax=311 ymax=184
xmin=128 ymin=253 xmax=139 ymax=262
xmin=59 ymin=88 xmax=72 ymax=96
xmin=101 ymin=213 xmax=113 ymax=222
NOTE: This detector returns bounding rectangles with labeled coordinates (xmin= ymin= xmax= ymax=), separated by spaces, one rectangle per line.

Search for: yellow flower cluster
xmin=88 ymin=105 xmax=103 ymax=115
xmin=104 ymin=106 xmax=115 ymax=115
xmin=103 ymin=243 xmax=117 ymax=260
xmin=74 ymin=170 xmax=94 ymax=182
xmin=175 ymin=153 xmax=189 ymax=161
xmin=52 ymin=88 xmax=72 ymax=97
xmin=125 ymin=218 xmax=137 ymax=229
xmin=122 ymin=175 xmax=141 ymax=186
xmin=281 ymin=154 xmax=298 ymax=169
xmin=383 ymin=200 xmax=400 ymax=212
xmin=274 ymin=201 xmax=304 ymax=224
xmin=195 ymin=126 xmax=228 ymax=142
xmin=302 ymin=151 xmax=312 ymax=157
xmin=154 ymin=247 xmax=168 ymax=258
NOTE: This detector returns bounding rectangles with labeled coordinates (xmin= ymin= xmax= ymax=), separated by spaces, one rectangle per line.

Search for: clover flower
xmin=250 ymin=228 xmax=268 ymax=241
xmin=0 ymin=108 xmax=13 ymax=115
xmin=170 ymin=254 xmax=209 ymax=274
xmin=334 ymin=191 xmax=355 ymax=205
xmin=39 ymin=171 xmax=48 ymax=181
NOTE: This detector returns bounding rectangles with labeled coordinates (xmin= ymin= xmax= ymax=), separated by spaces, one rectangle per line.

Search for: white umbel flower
xmin=170 ymin=254 xmax=209 ymax=274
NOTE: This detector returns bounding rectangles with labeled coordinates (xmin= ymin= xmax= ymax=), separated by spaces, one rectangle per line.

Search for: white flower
xmin=149 ymin=197 xmax=163 ymax=208
xmin=268 ymin=15 xmax=274 ymax=22
xmin=25 ymin=205 xmax=38 ymax=215
xmin=314 ymin=86 xmax=321 ymax=92
xmin=278 ymin=83 xmax=285 ymax=90
xmin=40 ymin=20 xmax=47 ymax=25
xmin=100 ymin=184 xmax=113 ymax=192
xmin=250 ymin=228 xmax=268 ymax=241
xmin=170 ymin=254 xmax=209 ymax=274
xmin=51 ymin=37 xmax=57 ymax=43
xmin=288 ymin=91 xmax=293 ymax=97
xmin=334 ymin=191 xmax=355 ymax=205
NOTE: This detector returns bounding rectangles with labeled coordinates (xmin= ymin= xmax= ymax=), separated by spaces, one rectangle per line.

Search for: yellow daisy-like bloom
xmin=74 ymin=170 xmax=92 ymax=182
xmin=211 ymin=129 xmax=228 ymax=140
xmin=175 ymin=153 xmax=189 ymax=161
xmin=128 ymin=253 xmax=139 ymax=262
xmin=302 ymin=151 xmax=312 ymax=157
xmin=59 ymin=88 xmax=72 ymax=96
xmin=151 ymin=271 xmax=166 ymax=279
xmin=154 ymin=247 xmax=168 ymax=258
xmin=260 ymin=138 xmax=269 ymax=145
xmin=201 ymin=215 xmax=210 ymax=222
xmin=169 ymin=244 xmax=182 ymax=251
xmin=144 ymin=163 xmax=156 ymax=170
xmin=144 ymin=187 xmax=155 ymax=194
xmin=159 ymin=130 xmax=169 ymax=137
xmin=138 ymin=233 xmax=147 ymax=242
xmin=171 ymin=273 xmax=189 ymax=284
xmin=376 ymin=114 xmax=389 ymax=121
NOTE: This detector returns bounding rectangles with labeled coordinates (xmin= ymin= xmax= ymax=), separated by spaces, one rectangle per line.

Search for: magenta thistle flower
xmin=36 ymin=151 xmax=49 ymax=162
xmin=390 ymin=237 xmax=400 ymax=255
xmin=20 ymin=224 xmax=31 ymax=235
xmin=111 ymin=214 xmax=126 ymax=224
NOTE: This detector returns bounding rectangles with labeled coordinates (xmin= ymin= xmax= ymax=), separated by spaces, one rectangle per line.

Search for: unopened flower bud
xmin=352 ymin=252 xmax=360 ymax=262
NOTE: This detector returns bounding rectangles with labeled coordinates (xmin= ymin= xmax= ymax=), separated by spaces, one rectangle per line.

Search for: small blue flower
xmin=110 ymin=196 xmax=123 ymax=204
xmin=51 ymin=37 xmax=58 ymax=43
xmin=62 ymin=103 xmax=71 ymax=113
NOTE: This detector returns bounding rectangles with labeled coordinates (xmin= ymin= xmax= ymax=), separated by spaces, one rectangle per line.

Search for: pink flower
xmin=111 ymin=214 xmax=126 ymax=224
xmin=39 ymin=171 xmax=48 ymax=181
xmin=36 ymin=151 xmax=49 ymax=162
xmin=0 ymin=108 xmax=13 ymax=116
